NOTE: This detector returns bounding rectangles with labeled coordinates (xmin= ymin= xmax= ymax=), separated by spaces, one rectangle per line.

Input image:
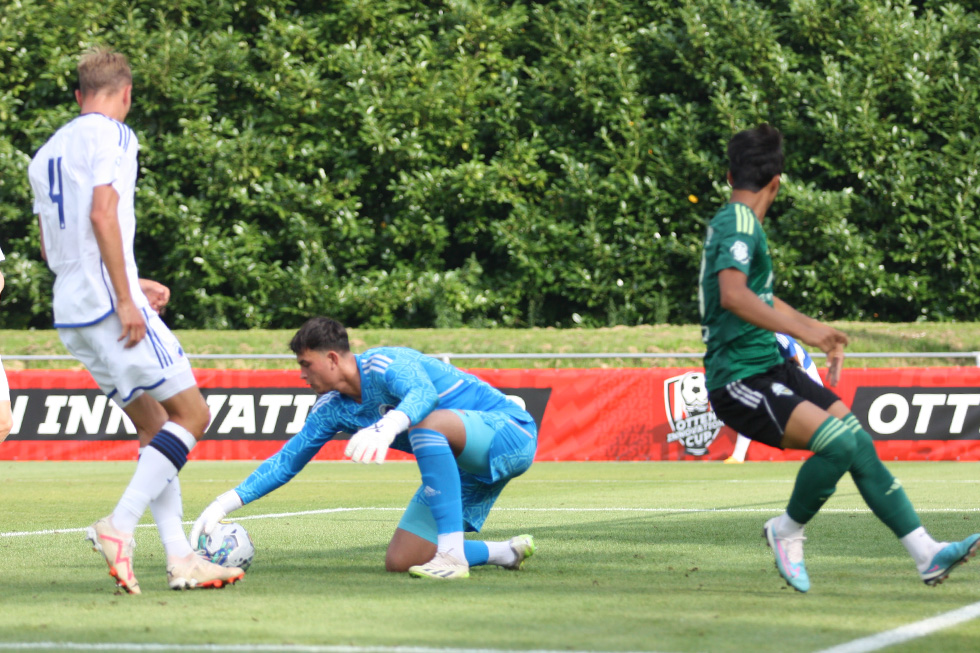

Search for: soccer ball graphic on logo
xmin=196 ymin=521 xmax=255 ymax=571
xmin=679 ymin=372 xmax=709 ymax=413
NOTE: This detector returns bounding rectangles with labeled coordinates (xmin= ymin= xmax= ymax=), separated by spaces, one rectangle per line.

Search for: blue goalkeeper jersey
xmin=235 ymin=347 xmax=533 ymax=504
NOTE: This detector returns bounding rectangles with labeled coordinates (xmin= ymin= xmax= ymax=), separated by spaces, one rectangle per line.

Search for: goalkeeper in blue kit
xmin=191 ymin=317 xmax=537 ymax=579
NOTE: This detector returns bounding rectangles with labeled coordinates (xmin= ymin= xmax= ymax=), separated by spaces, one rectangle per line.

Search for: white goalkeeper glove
xmin=189 ymin=489 xmax=244 ymax=550
xmin=344 ymin=409 xmax=411 ymax=464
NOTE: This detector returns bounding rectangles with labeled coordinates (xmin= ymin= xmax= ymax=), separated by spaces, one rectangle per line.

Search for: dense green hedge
xmin=1 ymin=0 xmax=978 ymax=329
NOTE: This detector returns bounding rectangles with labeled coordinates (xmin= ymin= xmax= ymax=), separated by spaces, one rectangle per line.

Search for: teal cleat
xmin=763 ymin=518 xmax=810 ymax=593
xmin=921 ymin=534 xmax=980 ymax=586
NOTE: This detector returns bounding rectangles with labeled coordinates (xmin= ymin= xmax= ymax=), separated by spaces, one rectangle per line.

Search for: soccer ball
xmin=197 ymin=521 xmax=255 ymax=571
xmin=679 ymin=372 xmax=709 ymax=413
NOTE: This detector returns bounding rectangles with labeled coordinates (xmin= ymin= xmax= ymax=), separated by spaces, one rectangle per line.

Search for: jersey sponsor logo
xmin=664 ymin=372 xmax=725 ymax=456
xmin=851 ymin=387 xmax=980 ymax=439
xmin=730 ymin=240 xmax=750 ymax=265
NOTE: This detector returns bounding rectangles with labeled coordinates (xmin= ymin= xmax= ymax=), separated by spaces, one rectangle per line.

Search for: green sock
xmin=786 ymin=416 xmax=855 ymax=524
xmin=842 ymin=414 xmax=921 ymax=538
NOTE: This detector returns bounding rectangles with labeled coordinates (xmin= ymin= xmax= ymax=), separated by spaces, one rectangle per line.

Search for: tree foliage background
xmin=1 ymin=0 xmax=979 ymax=329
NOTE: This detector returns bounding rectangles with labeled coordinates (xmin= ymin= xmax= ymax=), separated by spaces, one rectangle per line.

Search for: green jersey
xmin=698 ymin=202 xmax=782 ymax=390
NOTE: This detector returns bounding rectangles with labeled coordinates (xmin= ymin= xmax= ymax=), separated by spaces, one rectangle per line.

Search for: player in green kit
xmin=698 ymin=124 xmax=979 ymax=593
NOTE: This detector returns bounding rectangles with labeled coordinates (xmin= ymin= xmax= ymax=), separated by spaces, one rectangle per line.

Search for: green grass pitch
xmin=2 ymin=460 xmax=979 ymax=652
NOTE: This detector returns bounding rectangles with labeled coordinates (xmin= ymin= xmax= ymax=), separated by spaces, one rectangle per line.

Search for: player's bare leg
xmin=88 ymin=387 xmax=212 ymax=592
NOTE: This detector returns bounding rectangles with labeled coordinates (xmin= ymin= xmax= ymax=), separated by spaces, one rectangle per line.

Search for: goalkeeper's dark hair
xmin=727 ymin=124 xmax=784 ymax=192
xmin=290 ymin=317 xmax=350 ymax=354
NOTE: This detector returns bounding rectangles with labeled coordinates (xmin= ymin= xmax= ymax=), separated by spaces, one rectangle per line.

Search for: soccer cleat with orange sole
xmin=86 ymin=516 xmax=141 ymax=595
xmin=167 ymin=553 xmax=245 ymax=590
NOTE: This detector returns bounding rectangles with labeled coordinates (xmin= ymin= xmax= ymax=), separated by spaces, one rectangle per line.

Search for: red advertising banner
xmin=3 ymin=367 xmax=980 ymax=462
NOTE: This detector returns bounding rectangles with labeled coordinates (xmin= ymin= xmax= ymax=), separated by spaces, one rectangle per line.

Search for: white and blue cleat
xmin=921 ymin=534 xmax=980 ymax=586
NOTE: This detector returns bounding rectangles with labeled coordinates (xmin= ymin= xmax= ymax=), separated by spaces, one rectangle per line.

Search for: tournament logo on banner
xmin=663 ymin=371 xmax=725 ymax=456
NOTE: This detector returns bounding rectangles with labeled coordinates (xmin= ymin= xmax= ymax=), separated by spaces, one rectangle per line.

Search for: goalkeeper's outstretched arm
xmin=189 ymin=414 xmax=337 ymax=547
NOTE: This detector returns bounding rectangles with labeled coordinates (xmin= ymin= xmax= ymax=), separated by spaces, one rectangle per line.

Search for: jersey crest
xmin=729 ymin=240 xmax=750 ymax=265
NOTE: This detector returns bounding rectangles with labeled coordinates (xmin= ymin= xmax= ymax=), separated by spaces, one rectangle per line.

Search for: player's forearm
xmin=90 ymin=209 xmax=134 ymax=304
xmin=90 ymin=184 xmax=134 ymax=305
xmin=773 ymin=297 xmax=821 ymax=329
xmin=722 ymin=285 xmax=808 ymax=339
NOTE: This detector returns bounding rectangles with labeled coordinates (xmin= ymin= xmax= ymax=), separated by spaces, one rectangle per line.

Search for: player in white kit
xmin=28 ymin=47 xmax=243 ymax=593
xmin=0 ymin=244 xmax=11 ymax=442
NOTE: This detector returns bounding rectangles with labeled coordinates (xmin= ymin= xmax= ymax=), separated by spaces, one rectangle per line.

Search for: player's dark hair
xmin=727 ymin=124 xmax=784 ymax=192
xmin=289 ymin=317 xmax=350 ymax=354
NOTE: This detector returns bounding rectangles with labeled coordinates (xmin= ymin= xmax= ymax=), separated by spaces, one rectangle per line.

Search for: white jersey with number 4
xmin=28 ymin=113 xmax=147 ymax=327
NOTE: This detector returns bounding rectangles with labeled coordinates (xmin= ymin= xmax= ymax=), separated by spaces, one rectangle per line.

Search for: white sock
xmin=163 ymin=421 xmax=198 ymax=452
xmin=111 ymin=446 xmax=179 ymax=534
xmin=150 ymin=475 xmax=193 ymax=560
xmin=901 ymin=527 xmax=945 ymax=572
xmin=731 ymin=434 xmax=751 ymax=461
xmin=775 ymin=512 xmax=805 ymax=538
xmin=437 ymin=532 xmax=465 ymax=561
xmin=486 ymin=541 xmax=518 ymax=567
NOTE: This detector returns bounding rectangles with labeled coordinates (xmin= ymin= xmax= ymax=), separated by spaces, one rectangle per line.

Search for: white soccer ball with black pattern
xmin=679 ymin=372 xmax=709 ymax=413
xmin=197 ymin=521 xmax=255 ymax=571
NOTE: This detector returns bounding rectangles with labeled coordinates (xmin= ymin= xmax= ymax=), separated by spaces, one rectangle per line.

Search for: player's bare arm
xmin=718 ymin=268 xmax=847 ymax=354
xmin=90 ymin=183 xmax=145 ymax=347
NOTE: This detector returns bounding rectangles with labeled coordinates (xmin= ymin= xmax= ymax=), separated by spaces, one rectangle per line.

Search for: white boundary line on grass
xmin=814 ymin=599 xmax=980 ymax=653
xmin=0 ymin=644 xmax=671 ymax=653
xmin=4 ymin=601 xmax=980 ymax=653
xmin=3 ymin=506 xmax=980 ymax=539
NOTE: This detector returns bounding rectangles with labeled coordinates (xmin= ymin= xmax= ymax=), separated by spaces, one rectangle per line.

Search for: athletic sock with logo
xmin=842 ymin=413 xmax=922 ymax=538
xmin=409 ymin=427 xmax=464 ymax=560
xmin=786 ymin=416 xmax=855 ymax=524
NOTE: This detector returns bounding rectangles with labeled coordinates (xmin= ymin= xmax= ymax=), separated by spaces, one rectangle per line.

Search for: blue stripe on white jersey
xmin=775 ymin=333 xmax=822 ymax=386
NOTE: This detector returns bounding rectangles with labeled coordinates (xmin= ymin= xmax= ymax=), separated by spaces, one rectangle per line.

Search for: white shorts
xmin=58 ymin=307 xmax=196 ymax=407
xmin=0 ymin=356 xmax=8 ymax=401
